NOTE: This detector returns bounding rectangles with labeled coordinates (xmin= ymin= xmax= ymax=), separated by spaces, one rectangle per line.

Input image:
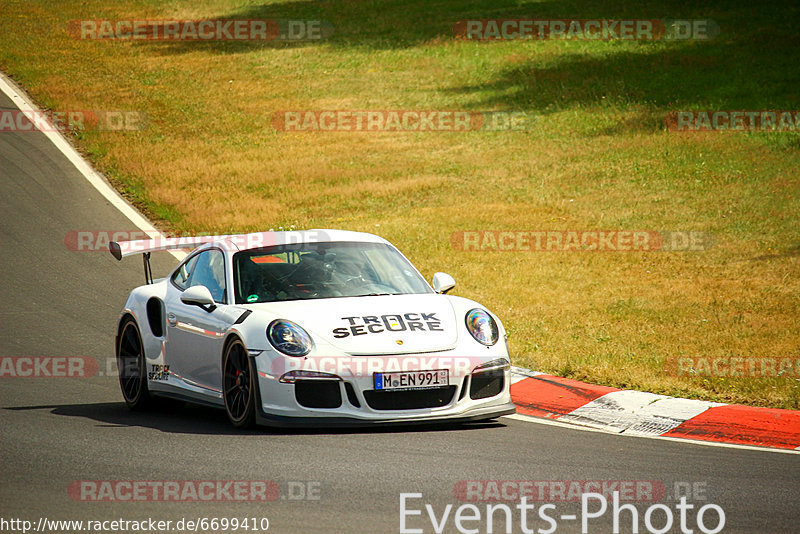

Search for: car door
xmin=164 ymin=248 xmax=231 ymax=400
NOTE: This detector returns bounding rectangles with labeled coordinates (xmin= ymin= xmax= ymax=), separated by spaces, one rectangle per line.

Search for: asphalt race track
xmin=1 ymin=87 xmax=798 ymax=534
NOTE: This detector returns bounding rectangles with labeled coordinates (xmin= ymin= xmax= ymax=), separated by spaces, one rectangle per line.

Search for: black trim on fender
xmin=234 ymin=309 xmax=253 ymax=325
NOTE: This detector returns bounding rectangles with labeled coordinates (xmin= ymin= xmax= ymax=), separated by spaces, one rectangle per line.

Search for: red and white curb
xmin=509 ymin=367 xmax=800 ymax=452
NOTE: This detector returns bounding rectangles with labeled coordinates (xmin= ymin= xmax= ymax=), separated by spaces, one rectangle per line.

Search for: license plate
xmin=373 ymin=370 xmax=449 ymax=390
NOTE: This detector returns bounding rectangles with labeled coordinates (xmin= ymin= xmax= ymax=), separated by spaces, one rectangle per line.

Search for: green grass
xmin=1 ymin=0 xmax=798 ymax=408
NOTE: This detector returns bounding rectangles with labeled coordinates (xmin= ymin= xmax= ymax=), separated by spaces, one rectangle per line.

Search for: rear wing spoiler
xmin=109 ymin=232 xmax=279 ymax=261
xmin=109 ymin=232 xmax=279 ymax=284
xmin=111 ymin=235 xmax=214 ymax=261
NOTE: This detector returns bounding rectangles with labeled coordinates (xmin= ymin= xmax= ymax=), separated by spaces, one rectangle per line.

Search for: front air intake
xmin=469 ymin=369 xmax=504 ymax=400
xmin=364 ymin=386 xmax=457 ymax=410
xmin=294 ymin=380 xmax=342 ymax=409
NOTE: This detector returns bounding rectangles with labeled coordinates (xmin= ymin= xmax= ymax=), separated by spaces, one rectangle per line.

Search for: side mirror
xmin=180 ymin=285 xmax=216 ymax=311
xmin=432 ymin=272 xmax=456 ymax=294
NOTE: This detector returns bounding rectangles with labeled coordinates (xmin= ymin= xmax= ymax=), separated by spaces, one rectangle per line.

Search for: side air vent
xmin=146 ymin=298 xmax=165 ymax=338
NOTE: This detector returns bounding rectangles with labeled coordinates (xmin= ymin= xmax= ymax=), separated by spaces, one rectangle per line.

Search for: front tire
xmin=223 ymin=339 xmax=256 ymax=428
xmin=116 ymin=318 xmax=152 ymax=410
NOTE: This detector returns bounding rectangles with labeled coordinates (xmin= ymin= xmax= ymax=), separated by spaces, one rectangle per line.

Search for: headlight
xmin=267 ymin=319 xmax=313 ymax=357
xmin=465 ymin=309 xmax=499 ymax=346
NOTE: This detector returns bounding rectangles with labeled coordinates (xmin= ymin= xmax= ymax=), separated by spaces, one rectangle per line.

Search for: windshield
xmin=232 ymin=241 xmax=433 ymax=304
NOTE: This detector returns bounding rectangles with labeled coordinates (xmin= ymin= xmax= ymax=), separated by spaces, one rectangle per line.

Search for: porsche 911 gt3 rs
xmin=110 ymin=230 xmax=515 ymax=428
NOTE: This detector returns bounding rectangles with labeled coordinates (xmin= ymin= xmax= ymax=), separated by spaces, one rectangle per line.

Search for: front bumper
xmin=251 ymin=353 xmax=516 ymax=427
xmin=253 ymin=400 xmax=517 ymax=428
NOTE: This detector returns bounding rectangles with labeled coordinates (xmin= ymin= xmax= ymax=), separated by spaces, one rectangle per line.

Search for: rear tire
xmin=116 ymin=318 xmax=152 ymax=410
xmin=223 ymin=339 xmax=256 ymax=428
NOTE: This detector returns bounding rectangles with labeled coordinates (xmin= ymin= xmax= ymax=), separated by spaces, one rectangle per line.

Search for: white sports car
xmin=110 ymin=230 xmax=515 ymax=428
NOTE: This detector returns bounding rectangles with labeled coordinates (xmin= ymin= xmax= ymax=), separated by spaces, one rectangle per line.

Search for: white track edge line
xmin=503 ymin=413 xmax=800 ymax=455
xmin=0 ymin=72 xmax=183 ymax=261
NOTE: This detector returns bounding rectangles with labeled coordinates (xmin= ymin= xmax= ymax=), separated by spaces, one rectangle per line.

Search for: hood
xmin=249 ymin=293 xmax=459 ymax=355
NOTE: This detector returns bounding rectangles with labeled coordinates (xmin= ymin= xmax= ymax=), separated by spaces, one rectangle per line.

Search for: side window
xmin=188 ymin=250 xmax=227 ymax=304
xmin=172 ymin=253 xmax=200 ymax=291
